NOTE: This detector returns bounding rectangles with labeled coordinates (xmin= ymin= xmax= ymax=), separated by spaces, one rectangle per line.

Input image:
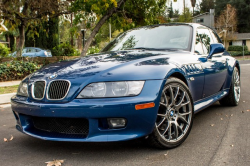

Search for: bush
xmin=52 ymin=43 xmax=80 ymax=56
xmin=0 ymin=61 xmax=40 ymax=81
xmin=228 ymin=45 xmax=248 ymax=51
xmin=87 ymin=46 xmax=100 ymax=55
xmin=0 ymin=43 xmax=10 ymax=57
xmin=228 ymin=51 xmax=250 ymax=56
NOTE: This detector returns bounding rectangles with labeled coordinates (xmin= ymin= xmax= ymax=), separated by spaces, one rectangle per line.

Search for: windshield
xmin=102 ymin=25 xmax=192 ymax=52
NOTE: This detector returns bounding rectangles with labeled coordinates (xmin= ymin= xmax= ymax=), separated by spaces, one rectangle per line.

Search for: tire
xmin=219 ymin=67 xmax=240 ymax=106
xmin=147 ymin=77 xmax=194 ymax=149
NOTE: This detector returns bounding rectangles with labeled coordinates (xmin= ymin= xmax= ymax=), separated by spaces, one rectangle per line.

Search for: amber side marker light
xmin=135 ymin=102 xmax=155 ymax=110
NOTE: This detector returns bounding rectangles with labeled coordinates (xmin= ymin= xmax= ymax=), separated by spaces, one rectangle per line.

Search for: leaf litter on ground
xmin=3 ymin=135 xmax=13 ymax=142
xmin=45 ymin=160 xmax=64 ymax=166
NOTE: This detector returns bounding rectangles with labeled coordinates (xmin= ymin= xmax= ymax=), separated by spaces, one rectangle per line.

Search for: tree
xmin=214 ymin=0 xmax=228 ymax=17
xmin=179 ymin=8 xmax=193 ymax=23
xmin=48 ymin=17 xmax=60 ymax=51
xmin=200 ymin=0 xmax=215 ymax=13
xmin=0 ymin=0 xmax=72 ymax=57
xmin=71 ymin=0 xmax=126 ymax=56
xmin=173 ymin=10 xmax=180 ymax=18
xmin=72 ymin=0 xmax=168 ymax=56
xmin=215 ymin=4 xmax=237 ymax=44
xmin=215 ymin=0 xmax=250 ymax=33
xmin=231 ymin=0 xmax=250 ymax=33
xmin=168 ymin=2 xmax=174 ymax=18
xmin=190 ymin=0 xmax=196 ymax=15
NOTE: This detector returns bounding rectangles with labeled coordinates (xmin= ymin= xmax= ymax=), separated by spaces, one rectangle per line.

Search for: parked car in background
xmin=11 ymin=23 xmax=240 ymax=149
xmin=9 ymin=47 xmax=52 ymax=57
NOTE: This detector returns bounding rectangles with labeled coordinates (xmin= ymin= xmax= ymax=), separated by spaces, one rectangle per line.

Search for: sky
xmin=171 ymin=0 xmax=202 ymax=13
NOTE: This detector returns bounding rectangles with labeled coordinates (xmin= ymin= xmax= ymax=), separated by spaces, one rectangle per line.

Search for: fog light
xmin=108 ymin=118 xmax=126 ymax=128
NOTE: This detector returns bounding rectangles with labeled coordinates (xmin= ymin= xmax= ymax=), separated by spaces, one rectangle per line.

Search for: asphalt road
xmin=1 ymin=63 xmax=250 ymax=166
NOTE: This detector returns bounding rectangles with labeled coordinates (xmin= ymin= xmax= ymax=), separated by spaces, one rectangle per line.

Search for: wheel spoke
xmin=160 ymin=102 xmax=167 ymax=107
xmin=178 ymin=115 xmax=188 ymax=124
xmin=174 ymin=87 xmax=179 ymax=100
xmin=168 ymin=122 xmax=172 ymax=139
xmin=157 ymin=118 xmax=166 ymax=128
xmin=162 ymin=123 xmax=170 ymax=135
xmin=179 ymin=111 xmax=191 ymax=116
xmin=177 ymin=124 xmax=184 ymax=134
xmin=163 ymin=92 xmax=168 ymax=106
xmin=157 ymin=113 xmax=166 ymax=117
xmin=174 ymin=123 xmax=179 ymax=139
xmin=181 ymin=101 xmax=190 ymax=107
xmin=176 ymin=92 xmax=186 ymax=107
xmin=169 ymin=86 xmax=174 ymax=106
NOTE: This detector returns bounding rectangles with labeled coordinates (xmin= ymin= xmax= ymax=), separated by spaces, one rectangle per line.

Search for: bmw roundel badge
xmin=49 ymin=73 xmax=57 ymax=79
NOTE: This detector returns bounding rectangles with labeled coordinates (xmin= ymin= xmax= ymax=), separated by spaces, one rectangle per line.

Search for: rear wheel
xmin=219 ymin=67 xmax=240 ymax=106
xmin=147 ymin=77 xmax=194 ymax=149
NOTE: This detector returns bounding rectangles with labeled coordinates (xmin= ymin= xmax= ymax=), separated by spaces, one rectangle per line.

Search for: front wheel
xmin=147 ymin=77 xmax=194 ymax=149
xmin=219 ymin=67 xmax=240 ymax=106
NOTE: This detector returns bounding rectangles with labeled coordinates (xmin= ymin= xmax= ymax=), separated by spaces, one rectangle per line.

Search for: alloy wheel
xmin=156 ymin=84 xmax=192 ymax=142
xmin=233 ymin=69 xmax=240 ymax=103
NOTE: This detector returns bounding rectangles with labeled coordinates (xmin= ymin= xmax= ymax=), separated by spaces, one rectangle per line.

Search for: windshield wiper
xmin=124 ymin=47 xmax=158 ymax=50
xmin=124 ymin=47 xmax=181 ymax=51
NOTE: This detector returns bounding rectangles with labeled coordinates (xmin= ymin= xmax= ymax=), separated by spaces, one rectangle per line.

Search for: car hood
xmin=30 ymin=50 xmax=185 ymax=82
xmin=27 ymin=50 xmax=191 ymax=102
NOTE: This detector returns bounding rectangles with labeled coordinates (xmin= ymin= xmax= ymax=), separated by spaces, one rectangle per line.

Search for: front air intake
xmin=47 ymin=80 xmax=70 ymax=100
xmin=32 ymin=81 xmax=46 ymax=100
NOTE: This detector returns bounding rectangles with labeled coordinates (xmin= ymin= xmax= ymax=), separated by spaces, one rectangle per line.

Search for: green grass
xmin=0 ymin=85 xmax=19 ymax=94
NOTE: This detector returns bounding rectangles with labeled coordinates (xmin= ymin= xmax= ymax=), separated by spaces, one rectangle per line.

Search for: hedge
xmin=228 ymin=51 xmax=250 ymax=56
xmin=0 ymin=61 xmax=41 ymax=81
xmin=52 ymin=43 xmax=80 ymax=57
xmin=228 ymin=45 xmax=248 ymax=51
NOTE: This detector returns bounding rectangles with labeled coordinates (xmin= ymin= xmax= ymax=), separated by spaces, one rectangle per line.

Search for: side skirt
xmin=194 ymin=89 xmax=229 ymax=114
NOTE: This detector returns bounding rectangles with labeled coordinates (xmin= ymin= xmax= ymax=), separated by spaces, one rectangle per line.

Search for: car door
xmin=196 ymin=27 xmax=228 ymax=98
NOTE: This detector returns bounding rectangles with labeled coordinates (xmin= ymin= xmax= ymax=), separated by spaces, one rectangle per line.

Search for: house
xmin=225 ymin=33 xmax=250 ymax=50
xmin=192 ymin=9 xmax=215 ymax=28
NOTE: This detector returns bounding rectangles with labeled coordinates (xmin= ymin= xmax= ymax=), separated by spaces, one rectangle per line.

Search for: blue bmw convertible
xmin=11 ymin=23 xmax=240 ymax=149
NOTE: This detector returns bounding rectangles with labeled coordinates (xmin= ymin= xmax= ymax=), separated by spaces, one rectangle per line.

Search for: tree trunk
xmin=16 ymin=23 xmax=25 ymax=57
xmin=81 ymin=0 xmax=127 ymax=56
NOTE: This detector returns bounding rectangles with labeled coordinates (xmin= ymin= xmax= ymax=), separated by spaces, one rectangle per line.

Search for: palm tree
xmin=190 ymin=0 xmax=196 ymax=16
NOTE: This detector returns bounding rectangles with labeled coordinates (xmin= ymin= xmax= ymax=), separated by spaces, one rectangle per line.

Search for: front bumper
xmin=11 ymin=80 xmax=163 ymax=142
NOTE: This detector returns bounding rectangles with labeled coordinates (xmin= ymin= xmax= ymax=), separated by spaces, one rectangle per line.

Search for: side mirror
xmin=208 ymin=43 xmax=225 ymax=58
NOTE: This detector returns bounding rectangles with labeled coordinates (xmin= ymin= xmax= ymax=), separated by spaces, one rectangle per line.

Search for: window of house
xmin=229 ymin=41 xmax=232 ymax=46
xmin=243 ymin=40 xmax=246 ymax=46
xmin=197 ymin=18 xmax=204 ymax=23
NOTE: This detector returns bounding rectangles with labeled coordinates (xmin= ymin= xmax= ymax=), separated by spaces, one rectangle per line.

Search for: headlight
xmin=77 ymin=81 xmax=145 ymax=98
xmin=17 ymin=82 xmax=28 ymax=97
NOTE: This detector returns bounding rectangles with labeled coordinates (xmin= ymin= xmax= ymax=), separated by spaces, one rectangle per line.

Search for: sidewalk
xmin=0 ymin=80 xmax=21 ymax=87
xmin=0 ymin=80 xmax=20 ymax=104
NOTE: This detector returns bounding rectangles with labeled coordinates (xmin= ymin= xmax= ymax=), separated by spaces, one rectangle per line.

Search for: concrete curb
xmin=0 ymin=93 xmax=15 ymax=105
